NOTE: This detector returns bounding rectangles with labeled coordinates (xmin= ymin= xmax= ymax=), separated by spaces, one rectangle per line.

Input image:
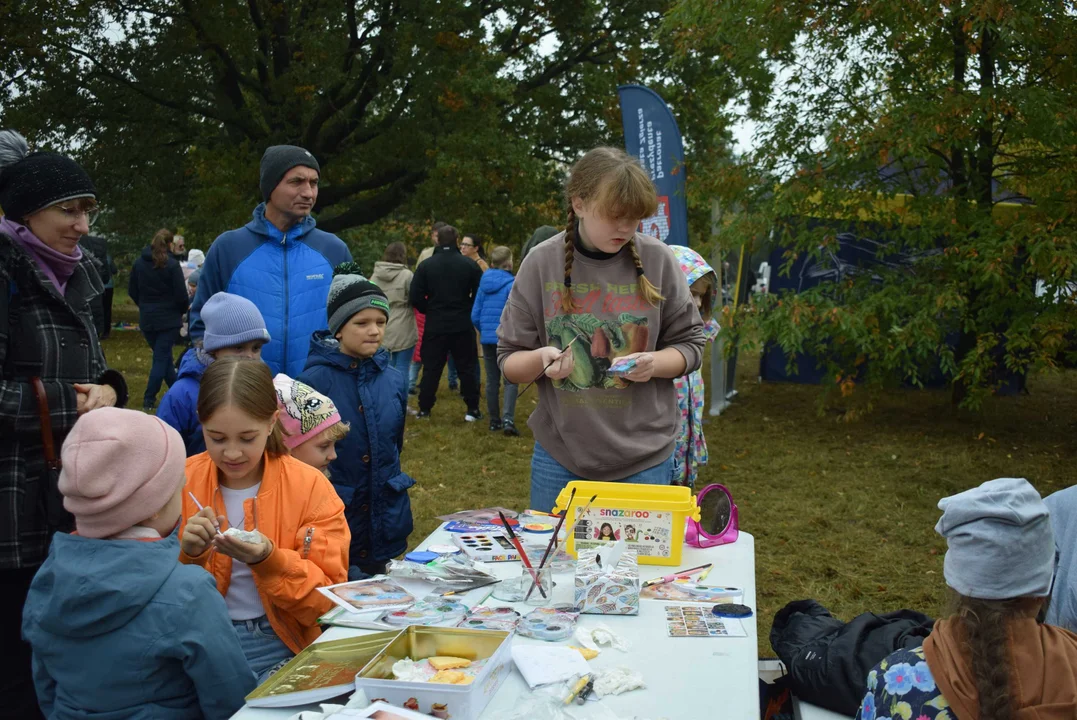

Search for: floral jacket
xmin=856 ymin=646 xmax=953 ymax=720
xmin=670 ymin=245 xmax=719 ymax=488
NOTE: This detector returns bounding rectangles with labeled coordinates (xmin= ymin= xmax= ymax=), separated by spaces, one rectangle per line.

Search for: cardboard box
xmin=354 ymin=626 xmax=513 ymax=720
xmin=574 ymin=547 xmax=640 ymax=615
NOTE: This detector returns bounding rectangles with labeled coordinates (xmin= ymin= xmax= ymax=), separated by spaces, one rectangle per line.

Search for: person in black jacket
xmin=79 ymin=234 xmax=111 ymax=339
xmin=129 ymin=228 xmax=189 ymax=411
xmin=0 ymin=128 xmax=128 ymax=719
xmin=409 ymin=224 xmax=483 ymax=420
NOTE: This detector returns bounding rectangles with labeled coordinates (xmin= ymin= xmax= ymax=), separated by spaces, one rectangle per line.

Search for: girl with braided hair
xmin=855 ymin=478 xmax=1077 ymax=720
xmin=497 ymin=147 xmax=705 ymax=512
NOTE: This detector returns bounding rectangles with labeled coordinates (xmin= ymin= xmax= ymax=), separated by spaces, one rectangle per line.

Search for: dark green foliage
xmin=664 ymin=0 xmax=1077 ymax=408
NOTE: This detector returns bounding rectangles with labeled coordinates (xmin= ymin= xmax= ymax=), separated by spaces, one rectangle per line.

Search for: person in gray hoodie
xmin=21 ymin=408 xmax=254 ymax=719
xmin=1046 ymin=485 xmax=1077 ymax=633
xmin=370 ymin=242 xmax=418 ymax=382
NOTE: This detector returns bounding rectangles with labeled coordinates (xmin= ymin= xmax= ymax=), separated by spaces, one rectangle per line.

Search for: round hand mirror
xmin=685 ymin=484 xmax=739 ymax=548
xmin=701 ymin=488 xmax=732 ymax=536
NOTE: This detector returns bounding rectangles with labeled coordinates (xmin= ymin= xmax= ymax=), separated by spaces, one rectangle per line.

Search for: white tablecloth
xmin=232 ymin=526 xmax=758 ymax=720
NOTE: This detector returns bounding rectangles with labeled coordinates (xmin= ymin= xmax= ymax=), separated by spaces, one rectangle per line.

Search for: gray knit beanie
xmin=259 ymin=145 xmax=320 ymax=201
xmin=202 ymin=292 xmax=271 ymax=352
xmin=936 ymin=477 xmax=1056 ymax=600
xmin=327 ymin=271 xmax=389 ymax=336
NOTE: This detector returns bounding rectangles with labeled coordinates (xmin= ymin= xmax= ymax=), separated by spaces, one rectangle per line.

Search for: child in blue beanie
xmin=158 ymin=292 xmax=271 ymax=455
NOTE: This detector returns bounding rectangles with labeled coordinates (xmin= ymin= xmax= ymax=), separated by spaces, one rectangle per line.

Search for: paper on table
xmin=510 ymin=644 xmax=591 ymax=689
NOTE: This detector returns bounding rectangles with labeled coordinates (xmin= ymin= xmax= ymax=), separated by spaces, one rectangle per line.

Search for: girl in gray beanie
xmin=855 ymin=478 xmax=1077 ymax=720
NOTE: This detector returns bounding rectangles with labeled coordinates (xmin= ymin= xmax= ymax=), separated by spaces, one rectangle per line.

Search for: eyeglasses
xmin=460 ymin=242 xmax=475 ymax=248
xmin=52 ymin=203 xmax=100 ymax=227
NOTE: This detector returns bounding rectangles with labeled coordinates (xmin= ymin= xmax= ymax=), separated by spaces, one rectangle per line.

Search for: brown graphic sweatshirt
xmin=498 ymin=231 xmax=704 ymax=481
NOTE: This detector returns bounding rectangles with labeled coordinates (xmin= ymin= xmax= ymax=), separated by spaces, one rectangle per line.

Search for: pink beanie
xmin=58 ymin=407 xmax=187 ymax=539
xmin=273 ymin=373 xmax=343 ymax=449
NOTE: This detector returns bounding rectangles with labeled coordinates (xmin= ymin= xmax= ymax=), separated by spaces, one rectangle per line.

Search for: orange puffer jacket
xmin=180 ymin=452 xmax=350 ymax=654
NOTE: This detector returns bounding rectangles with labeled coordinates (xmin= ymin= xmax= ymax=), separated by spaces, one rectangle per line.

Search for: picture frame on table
xmin=317 ymin=578 xmax=417 ymax=615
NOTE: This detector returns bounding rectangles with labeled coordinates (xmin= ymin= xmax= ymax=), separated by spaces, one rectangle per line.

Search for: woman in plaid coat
xmin=0 ymin=130 xmax=128 ymax=717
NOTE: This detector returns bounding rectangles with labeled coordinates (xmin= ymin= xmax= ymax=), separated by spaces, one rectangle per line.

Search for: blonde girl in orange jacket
xmin=179 ymin=357 xmax=349 ymax=682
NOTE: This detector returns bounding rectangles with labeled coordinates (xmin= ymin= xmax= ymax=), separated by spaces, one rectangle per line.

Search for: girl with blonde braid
xmin=498 ymin=147 xmax=705 ymax=511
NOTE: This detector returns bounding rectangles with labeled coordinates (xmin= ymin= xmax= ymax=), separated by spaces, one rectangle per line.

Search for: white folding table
xmin=232 ymin=526 xmax=758 ymax=720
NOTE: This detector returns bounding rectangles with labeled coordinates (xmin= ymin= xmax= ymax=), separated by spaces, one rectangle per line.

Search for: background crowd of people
xmin=3 ymin=128 xmax=1077 ymax=720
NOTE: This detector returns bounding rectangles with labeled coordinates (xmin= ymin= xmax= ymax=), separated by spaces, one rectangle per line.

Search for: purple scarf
xmin=0 ymin=216 xmax=83 ymax=295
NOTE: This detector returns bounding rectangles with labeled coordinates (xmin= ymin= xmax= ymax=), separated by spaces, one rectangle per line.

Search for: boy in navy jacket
xmin=299 ymin=268 xmax=415 ymax=576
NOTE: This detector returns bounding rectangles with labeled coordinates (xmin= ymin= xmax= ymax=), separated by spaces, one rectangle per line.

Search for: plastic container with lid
xmin=553 ymin=481 xmax=699 ymax=566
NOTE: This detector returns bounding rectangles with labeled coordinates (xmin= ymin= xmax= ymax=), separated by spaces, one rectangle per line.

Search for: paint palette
xmin=606 ymin=356 xmax=639 ymax=376
xmin=451 ymin=533 xmax=521 ymax=562
xmin=381 ymin=597 xmax=468 ymax=627
xmin=516 ymin=606 xmax=580 ymax=642
xmin=457 ymin=606 xmax=522 ymax=632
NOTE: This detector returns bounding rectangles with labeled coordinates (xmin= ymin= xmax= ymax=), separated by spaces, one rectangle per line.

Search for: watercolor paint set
xmin=450 ymin=533 xmax=521 ymax=562
xmin=382 ymin=597 xmax=468 ymax=627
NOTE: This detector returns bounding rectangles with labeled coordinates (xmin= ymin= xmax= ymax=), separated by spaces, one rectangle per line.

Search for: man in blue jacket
xmin=189 ymin=145 xmax=352 ymax=376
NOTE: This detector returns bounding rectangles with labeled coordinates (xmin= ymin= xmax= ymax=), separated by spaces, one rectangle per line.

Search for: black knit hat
xmin=327 ymin=267 xmax=389 ymax=335
xmin=259 ymin=144 xmax=320 ymax=201
xmin=0 ymin=130 xmax=95 ymax=222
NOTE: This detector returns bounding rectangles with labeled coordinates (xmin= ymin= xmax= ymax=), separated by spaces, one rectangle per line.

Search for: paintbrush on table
xmin=518 ymin=334 xmax=581 ymax=397
xmin=440 ymin=579 xmax=501 ymax=597
xmin=524 ymin=492 xmax=598 ymax=601
xmin=523 ymin=488 xmax=576 ymax=601
xmin=499 ymin=510 xmax=547 ymax=599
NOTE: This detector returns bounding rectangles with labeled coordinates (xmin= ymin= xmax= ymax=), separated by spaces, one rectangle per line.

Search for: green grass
xmin=103 ymin=293 xmax=1077 ymax=655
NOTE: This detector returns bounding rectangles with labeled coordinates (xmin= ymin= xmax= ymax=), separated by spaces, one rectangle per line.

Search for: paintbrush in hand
xmin=518 ymin=334 xmax=581 ymax=397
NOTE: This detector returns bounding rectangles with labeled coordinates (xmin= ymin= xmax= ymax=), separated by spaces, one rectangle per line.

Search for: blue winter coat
xmin=189 ymin=204 xmax=352 ymax=377
xmin=299 ymin=332 xmax=415 ymax=564
xmin=22 ymin=529 xmax=254 ymax=720
xmin=470 ymin=268 xmax=514 ymax=345
xmin=128 ymin=247 xmax=189 ymax=333
xmin=157 ymin=348 xmax=209 ymax=456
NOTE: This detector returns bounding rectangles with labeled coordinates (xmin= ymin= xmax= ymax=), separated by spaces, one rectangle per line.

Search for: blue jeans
xmin=141 ymin=328 xmax=178 ymax=408
xmin=448 ymin=355 xmax=458 ymax=388
xmin=482 ymin=343 xmax=517 ymax=422
xmin=447 ymin=354 xmax=481 ymax=389
xmin=409 ymin=359 xmax=421 ymax=392
xmin=232 ymin=616 xmax=295 ymax=684
xmin=530 ymin=441 xmax=674 ymax=513
xmin=388 ymin=346 xmax=414 ymax=386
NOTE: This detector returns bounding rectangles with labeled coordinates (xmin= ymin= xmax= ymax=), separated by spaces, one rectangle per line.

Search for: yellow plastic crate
xmin=553 ymin=481 xmax=700 ymax=566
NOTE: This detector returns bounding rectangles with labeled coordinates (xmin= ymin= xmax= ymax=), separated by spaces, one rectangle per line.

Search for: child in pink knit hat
xmin=272 ymin=373 xmax=350 ymax=476
xmin=21 ymin=408 xmax=254 ymax=719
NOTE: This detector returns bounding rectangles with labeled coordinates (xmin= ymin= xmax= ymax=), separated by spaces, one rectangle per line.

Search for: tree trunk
xmin=952 ymin=20 xmax=999 ymax=406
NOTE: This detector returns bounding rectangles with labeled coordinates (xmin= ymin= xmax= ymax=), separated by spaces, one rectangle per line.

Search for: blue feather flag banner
xmin=617 ymin=84 xmax=689 ymax=247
